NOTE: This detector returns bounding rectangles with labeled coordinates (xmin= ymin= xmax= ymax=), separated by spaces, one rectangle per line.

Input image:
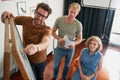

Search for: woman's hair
xmin=85 ymin=36 xmax=103 ymax=51
xmin=69 ymin=2 xmax=81 ymax=12
xmin=35 ymin=2 xmax=52 ymax=17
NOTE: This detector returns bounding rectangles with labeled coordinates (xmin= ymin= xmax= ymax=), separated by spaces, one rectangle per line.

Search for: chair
xmin=66 ymin=40 xmax=110 ymax=80
xmin=67 ymin=59 xmax=110 ymax=80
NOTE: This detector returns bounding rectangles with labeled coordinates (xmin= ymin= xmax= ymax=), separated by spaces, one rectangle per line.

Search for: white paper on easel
xmin=63 ymin=35 xmax=74 ymax=48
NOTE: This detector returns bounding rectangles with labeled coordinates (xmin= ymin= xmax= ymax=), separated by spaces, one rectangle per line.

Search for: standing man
xmin=52 ymin=2 xmax=83 ymax=80
xmin=1 ymin=3 xmax=52 ymax=80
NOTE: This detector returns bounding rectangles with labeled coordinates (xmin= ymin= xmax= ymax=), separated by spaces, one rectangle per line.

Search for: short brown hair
xmin=35 ymin=2 xmax=52 ymax=17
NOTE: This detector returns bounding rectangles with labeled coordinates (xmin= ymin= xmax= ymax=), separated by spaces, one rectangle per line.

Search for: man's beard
xmin=33 ymin=17 xmax=42 ymax=26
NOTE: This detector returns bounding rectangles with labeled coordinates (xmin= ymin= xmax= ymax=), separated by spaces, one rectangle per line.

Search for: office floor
xmin=103 ymin=45 xmax=120 ymax=80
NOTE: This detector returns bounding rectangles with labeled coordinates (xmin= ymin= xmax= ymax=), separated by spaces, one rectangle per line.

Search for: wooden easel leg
xmin=3 ymin=52 xmax=11 ymax=80
xmin=3 ymin=18 xmax=11 ymax=80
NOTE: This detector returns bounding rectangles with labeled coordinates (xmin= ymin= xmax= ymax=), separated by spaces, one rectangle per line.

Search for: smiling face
xmin=33 ymin=8 xmax=48 ymax=26
xmin=88 ymin=40 xmax=99 ymax=53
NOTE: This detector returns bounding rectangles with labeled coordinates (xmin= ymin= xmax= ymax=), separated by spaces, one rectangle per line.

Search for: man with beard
xmin=1 ymin=3 xmax=52 ymax=80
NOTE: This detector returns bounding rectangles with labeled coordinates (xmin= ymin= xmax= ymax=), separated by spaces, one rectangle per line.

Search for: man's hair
xmin=69 ymin=2 xmax=81 ymax=12
xmin=35 ymin=2 xmax=52 ymax=17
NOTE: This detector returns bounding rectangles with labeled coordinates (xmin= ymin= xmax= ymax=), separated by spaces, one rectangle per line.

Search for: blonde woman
xmin=72 ymin=36 xmax=103 ymax=80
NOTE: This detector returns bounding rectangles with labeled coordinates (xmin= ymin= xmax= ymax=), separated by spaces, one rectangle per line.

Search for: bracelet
xmin=37 ymin=46 xmax=39 ymax=52
xmin=37 ymin=46 xmax=41 ymax=52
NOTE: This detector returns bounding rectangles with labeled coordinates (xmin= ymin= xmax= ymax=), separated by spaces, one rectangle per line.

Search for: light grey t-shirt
xmin=54 ymin=16 xmax=83 ymax=48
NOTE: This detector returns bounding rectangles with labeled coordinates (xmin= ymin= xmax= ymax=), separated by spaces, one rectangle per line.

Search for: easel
xmin=3 ymin=17 xmax=36 ymax=80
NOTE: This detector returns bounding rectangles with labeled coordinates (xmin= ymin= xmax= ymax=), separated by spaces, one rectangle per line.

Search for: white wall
xmin=0 ymin=0 xmax=64 ymax=78
xmin=82 ymin=0 xmax=120 ymax=9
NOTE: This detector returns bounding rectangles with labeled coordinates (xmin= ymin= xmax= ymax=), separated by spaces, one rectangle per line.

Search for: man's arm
xmin=37 ymin=35 xmax=51 ymax=51
xmin=75 ymin=34 xmax=82 ymax=46
xmin=52 ymin=27 xmax=60 ymax=40
xmin=24 ymin=35 xmax=51 ymax=55
xmin=52 ymin=27 xmax=65 ymax=46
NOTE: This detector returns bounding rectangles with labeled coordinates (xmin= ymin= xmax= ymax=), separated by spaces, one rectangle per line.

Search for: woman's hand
xmin=81 ymin=74 xmax=90 ymax=80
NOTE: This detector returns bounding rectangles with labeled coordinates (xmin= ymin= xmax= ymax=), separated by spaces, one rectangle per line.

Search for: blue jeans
xmin=31 ymin=61 xmax=46 ymax=80
xmin=53 ymin=47 xmax=74 ymax=79
xmin=72 ymin=68 xmax=81 ymax=80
